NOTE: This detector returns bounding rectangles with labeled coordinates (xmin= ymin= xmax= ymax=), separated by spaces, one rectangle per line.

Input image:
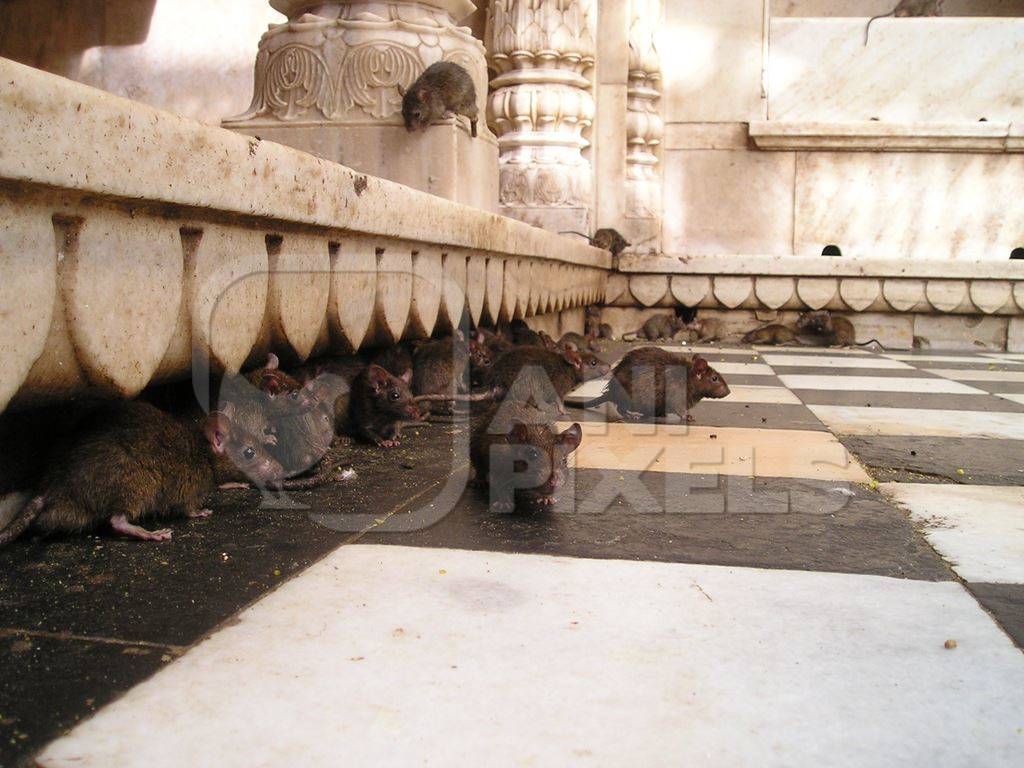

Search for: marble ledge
xmin=619 ymin=254 xmax=1024 ymax=281
xmin=749 ymin=121 xmax=1021 ymax=153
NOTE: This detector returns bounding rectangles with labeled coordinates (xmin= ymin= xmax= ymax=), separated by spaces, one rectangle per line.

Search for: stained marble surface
xmin=769 ymin=18 xmax=1024 ymax=122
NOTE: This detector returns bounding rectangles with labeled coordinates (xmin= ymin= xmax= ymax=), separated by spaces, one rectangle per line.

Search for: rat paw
xmin=489 ymin=499 xmax=516 ymax=514
xmin=379 ymin=439 xmax=401 ymax=448
xmin=188 ymin=508 xmax=214 ymax=519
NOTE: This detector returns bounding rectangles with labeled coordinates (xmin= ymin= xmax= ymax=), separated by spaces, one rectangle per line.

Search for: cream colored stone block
xmin=606 ymin=273 xmax=631 ymax=305
xmin=794 ymin=152 xmax=1024 ymax=261
xmin=796 ymin=278 xmax=838 ymax=310
xmin=925 ymin=280 xmax=971 ymax=314
xmin=662 ymin=0 xmax=767 ymax=123
xmin=63 ymin=209 xmax=183 ymax=396
xmin=500 ymin=258 xmax=521 ymax=323
xmin=970 ymin=280 xmax=1014 ymax=315
xmin=913 ymin=315 xmax=1009 ymax=351
xmin=484 ymin=258 xmax=504 ymax=325
xmin=265 ymin=233 xmax=331 ymax=362
xmin=670 ymin=275 xmax=712 ymax=307
xmin=769 ymin=18 xmax=1024 ymax=122
xmin=754 ymin=277 xmax=796 ymax=310
xmin=159 ymin=225 xmax=269 ymax=378
xmin=407 ymin=249 xmax=442 ymax=339
xmin=437 ymin=252 xmax=467 ymax=333
xmin=466 ymin=255 xmax=487 ymax=326
xmin=663 ymin=123 xmax=749 ymax=150
xmin=883 ymin=279 xmax=928 ymax=313
xmin=328 ymin=236 xmax=377 ymax=351
xmin=1009 ymin=318 xmax=1024 ymax=353
xmin=630 ymin=275 xmax=669 ymax=307
xmin=839 ymin=279 xmax=881 ymax=312
xmin=373 ymin=247 xmax=412 ymax=345
xmin=0 ymin=199 xmax=57 ymax=411
xmin=595 ymin=83 xmax=628 ymax=230
xmin=713 ymin=277 xmax=754 ymax=309
xmin=663 ymin=150 xmax=795 ymax=255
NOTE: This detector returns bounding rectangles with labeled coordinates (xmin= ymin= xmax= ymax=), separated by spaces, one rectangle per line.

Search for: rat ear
xmin=507 ymin=421 xmax=530 ymax=443
xmin=265 ymin=353 xmax=280 ymax=371
xmin=397 ymin=82 xmax=407 ymax=97
xmin=692 ymin=356 xmax=709 ymax=374
xmin=203 ymin=413 xmax=231 ymax=454
xmin=219 ymin=401 xmax=237 ymax=421
xmin=400 ymin=368 xmax=413 ymax=385
xmin=558 ymin=423 xmax=582 ymax=452
xmin=367 ymin=364 xmax=390 ymax=391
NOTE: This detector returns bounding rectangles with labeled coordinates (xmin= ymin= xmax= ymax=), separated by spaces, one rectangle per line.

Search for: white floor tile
xmin=997 ymin=393 xmax=1024 ymax=406
xmin=752 ymin=345 xmax=871 ymax=355
xmin=779 ymin=375 xmax=987 ymax=395
xmin=657 ymin=348 xmax=774 ymax=375
xmin=885 ymin=354 xmax=1004 ymax=363
xmin=761 ymin=354 xmax=913 ymax=369
xmin=982 ymin=353 xmax=1024 ymax=362
xmin=807 ymin=405 xmax=1024 ymax=440
xmin=38 ymin=546 xmax=1024 ymax=768
xmin=881 ymin=484 xmax=1024 ymax=583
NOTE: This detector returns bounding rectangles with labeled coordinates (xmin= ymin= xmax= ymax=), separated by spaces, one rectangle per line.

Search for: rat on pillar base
xmin=224 ymin=0 xmax=498 ymax=212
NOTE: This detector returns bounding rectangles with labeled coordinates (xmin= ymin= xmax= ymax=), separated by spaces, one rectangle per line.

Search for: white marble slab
xmin=807 ymin=405 xmax=1024 ymax=440
xmin=658 ymin=349 xmax=775 ymax=376
xmin=753 ymin=345 xmax=871 ymax=355
xmin=38 ymin=546 xmax=1024 ymax=768
xmin=779 ymin=375 xmax=987 ymax=395
xmin=881 ymin=484 xmax=1024 ymax=583
xmin=928 ymin=368 xmax=1024 ymax=383
xmin=885 ymin=354 xmax=1010 ymax=364
xmin=997 ymin=393 xmax=1024 ymax=406
xmin=762 ymin=353 xmax=912 ymax=369
xmin=769 ymin=18 xmax=1024 ymax=122
xmin=983 ymin=353 xmax=1024 ymax=361
xmin=566 ymin=381 xmax=802 ymax=407
xmin=794 ymin=151 xmax=1024 ymax=261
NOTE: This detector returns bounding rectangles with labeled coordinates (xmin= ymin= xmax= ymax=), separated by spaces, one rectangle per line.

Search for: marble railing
xmin=0 ymin=58 xmax=608 ymax=412
xmin=611 ymin=254 xmax=1024 ymax=317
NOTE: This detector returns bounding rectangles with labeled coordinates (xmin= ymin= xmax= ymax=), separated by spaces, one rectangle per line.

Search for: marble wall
xmin=0 ymin=0 xmax=282 ymax=125
xmin=771 ymin=1 xmax=1024 ymax=16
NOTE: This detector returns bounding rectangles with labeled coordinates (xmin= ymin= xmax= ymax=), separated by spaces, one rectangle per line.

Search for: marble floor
xmin=2 ymin=343 xmax=1024 ymax=767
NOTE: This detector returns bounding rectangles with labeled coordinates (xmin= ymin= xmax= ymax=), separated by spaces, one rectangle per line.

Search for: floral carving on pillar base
xmin=625 ymin=0 xmax=663 ymax=254
xmin=485 ymin=0 xmax=597 ymax=232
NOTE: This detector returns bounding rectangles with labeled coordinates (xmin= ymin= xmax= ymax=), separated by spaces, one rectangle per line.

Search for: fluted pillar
xmin=624 ymin=0 xmax=662 ymax=253
xmin=224 ymin=0 xmax=498 ymax=211
xmin=485 ymin=0 xmax=597 ymax=233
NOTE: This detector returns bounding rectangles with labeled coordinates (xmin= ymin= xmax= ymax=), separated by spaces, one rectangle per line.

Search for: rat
xmin=510 ymin=318 xmax=545 ymax=347
xmin=584 ymin=306 xmax=602 ymax=338
xmin=349 ymin=363 xmax=422 ymax=447
xmin=402 ymin=61 xmax=479 ymax=137
xmin=574 ymin=347 xmax=730 ymax=422
xmin=269 ymin=375 xmax=342 ymax=479
xmin=470 ymin=400 xmax=582 ymax=513
xmin=865 ymin=0 xmax=943 ymax=45
xmin=686 ymin=317 xmax=723 ymax=343
xmin=469 ymin=330 xmax=502 ymax=387
xmin=410 ymin=334 xmax=471 ymax=416
xmin=742 ymin=324 xmax=801 ymax=345
xmin=622 ymin=314 xmax=688 ymax=342
xmin=0 ymin=400 xmax=285 ymax=545
xmin=485 ymin=345 xmax=609 ymax=414
xmin=243 ymin=353 xmax=320 ymax=417
xmin=558 ymin=331 xmax=599 ymax=352
xmin=370 ymin=343 xmax=414 ymax=381
xmin=796 ymin=310 xmax=885 ymax=348
xmin=561 ymin=229 xmax=630 ymax=260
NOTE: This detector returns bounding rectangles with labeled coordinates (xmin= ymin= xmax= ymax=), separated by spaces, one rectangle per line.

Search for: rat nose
xmin=405 ymin=404 xmax=421 ymax=419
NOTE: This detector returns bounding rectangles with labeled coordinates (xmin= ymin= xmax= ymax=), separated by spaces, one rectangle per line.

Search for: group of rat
xmin=0 ymin=301 xmax=874 ymax=545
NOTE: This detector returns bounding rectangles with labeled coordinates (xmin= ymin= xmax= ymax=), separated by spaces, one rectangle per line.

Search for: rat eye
xmin=711 ymin=375 xmax=719 ymax=382
xmin=389 ymin=390 xmax=401 ymax=401
xmin=243 ymin=447 xmax=256 ymax=460
xmin=289 ymin=391 xmax=299 ymax=400
xmin=589 ymin=359 xmax=597 ymax=366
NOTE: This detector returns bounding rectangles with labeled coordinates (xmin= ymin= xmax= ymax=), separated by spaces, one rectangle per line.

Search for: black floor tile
xmin=967 ymin=583 xmax=1024 ymax=649
xmin=0 ymin=632 xmax=170 ymax=767
xmin=794 ymin=390 xmax=1024 ymax=412
xmin=838 ymin=436 xmax=1024 ymax=485
xmin=359 ymin=470 xmax=953 ymax=581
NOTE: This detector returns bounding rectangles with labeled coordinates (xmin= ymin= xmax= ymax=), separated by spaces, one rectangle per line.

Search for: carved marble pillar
xmin=485 ymin=0 xmax=597 ymax=232
xmin=624 ymin=0 xmax=662 ymax=253
xmin=224 ymin=0 xmax=498 ymax=211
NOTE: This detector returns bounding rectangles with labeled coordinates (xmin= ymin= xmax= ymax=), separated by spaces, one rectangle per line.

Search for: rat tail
xmin=558 ymin=231 xmax=596 ymax=245
xmin=471 ymin=119 xmax=478 ymax=138
xmin=621 ymin=329 xmax=642 ymax=342
xmin=0 ymin=494 xmax=44 ymax=546
xmin=414 ymin=389 xmax=497 ymax=404
xmin=864 ymin=10 xmax=894 ymax=45
xmin=856 ymin=339 xmax=888 ymax=350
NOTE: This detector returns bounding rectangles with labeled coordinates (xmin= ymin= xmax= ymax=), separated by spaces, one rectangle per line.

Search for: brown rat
xmin=575 ymin=347 xmax=730 ymax=422
xmin=558 ymin=331 xmax=599 ymax=352
xmin=470 ymin=400 xmax=582 ymax=513
xmin=561 ymin=229 xmax=630 ymax=262
xmin=485 ymin=345 xmax=609 ymax=414
xmin=687 ymin=317 xmax=723 ymax=343
xmin=510 ymin=318 xmax=545 ymax=347
xmin=244 ymin=353 xmax=316 ymax=416
xmin=370 ymin=343 xmax=414 ymax=381
xmin=742 ymin=324 xmax=800 ymax=345
xmin=865 ymin=0 xmax=942 ymax=45
xmin=469 ymin=330 xmax=502 ymax=387
xmin=0 ymin=400 xmax=285 ymax=544
xmin=796 ymin=310 xmax=884 ymax=348
xmin=402 ymin=61 xmax=479 ymax=137
xmin=349 ymin=363 xmax=422 ymax=447
xmin=269 ymin=375 xmax=342 ymax=478
xmin=622 ymin=314 xmax=688 ymax=342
